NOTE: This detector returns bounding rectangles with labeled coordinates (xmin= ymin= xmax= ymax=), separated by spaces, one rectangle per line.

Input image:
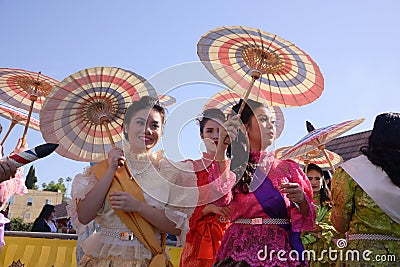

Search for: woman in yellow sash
xmin=70 ymin=96 xmax=198 ymax=266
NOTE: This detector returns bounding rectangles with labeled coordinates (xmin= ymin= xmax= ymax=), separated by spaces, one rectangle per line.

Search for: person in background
xmin=301 ymin=163 xmax=339 ymax=267
xmin=31 ymin=204 xmax=58 ymax=233
xmin=213 ymin=99 xmax=315 ymax=267
xmin=0 ymin=139 xmax=28 ymax=209
xmin=331 ymin=112 xmax=400 ymax=267
xmin=180 ymin=108 xmax=238 ymax=267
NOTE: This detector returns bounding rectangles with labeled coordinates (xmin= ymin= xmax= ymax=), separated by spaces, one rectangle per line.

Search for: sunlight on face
xmin=125 ymin=108 xmax=163 ymax=153
xmin=201 ymin=119 xmax=223 ymax=154
xmin=246 ymin=106 xmax=276 ymax=151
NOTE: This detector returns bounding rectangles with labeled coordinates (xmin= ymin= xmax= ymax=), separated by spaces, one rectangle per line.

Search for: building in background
xmin=7 ymin=189 xmax=63 ymax=223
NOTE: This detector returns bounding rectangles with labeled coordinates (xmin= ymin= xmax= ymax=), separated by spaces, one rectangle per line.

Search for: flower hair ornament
xmin=195 ymin=112 xmax=204 ymax=126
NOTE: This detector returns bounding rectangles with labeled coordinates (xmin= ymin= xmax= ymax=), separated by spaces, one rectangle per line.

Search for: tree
xmin=25 ymin=165 xmax=39 ymax=190
xmin=42 ymin=178 xmax=67 ymax=194
xmin=42 ymin=178 xmax=68 ymax=202
xmin=10 ymin=217 xmax=33 ymax=231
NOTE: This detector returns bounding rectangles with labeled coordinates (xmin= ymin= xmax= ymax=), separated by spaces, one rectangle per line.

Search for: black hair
xmin=197 ymin=108 xmax=226 ymax=134
xmin=230 ymin=99 xmax=266 ymax=194
xmin=37 ymin=204 xmax=55 ymax=220
xmin=361 ymin=112 xmax=400 ymax=188
xmin=123 ymin=96 xmax=166 ymax=140
xmin=306 ymin=163 xmax=332 ymax=207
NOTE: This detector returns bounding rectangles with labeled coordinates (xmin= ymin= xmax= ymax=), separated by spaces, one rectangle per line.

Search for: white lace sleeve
xmin=67 ymin=167 xmax=98 ymax=227
xmin=159 ymin=159 xmax=198 ymax=246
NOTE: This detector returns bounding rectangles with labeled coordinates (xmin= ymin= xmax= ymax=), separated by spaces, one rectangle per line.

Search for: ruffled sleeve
xmin=285 ymin=160 xmax=315 ymax=232
xmin=204 ymin=159 xmax=235 ymax=206
xmin=0 ymin=167 xmax=27 ymax=209
xmin=67 ymin=167 xmax=98 ymax=228
xmin=158 ymin=159 xmax=198 ymax=246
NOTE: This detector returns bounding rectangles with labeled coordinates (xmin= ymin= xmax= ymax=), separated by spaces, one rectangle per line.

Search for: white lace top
xmin=69 ymin=150 xmax=198 ymax=261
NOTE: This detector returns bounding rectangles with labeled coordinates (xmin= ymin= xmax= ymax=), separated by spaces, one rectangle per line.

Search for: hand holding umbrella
xmin=197 ymin=26 xmax=324 ymax=144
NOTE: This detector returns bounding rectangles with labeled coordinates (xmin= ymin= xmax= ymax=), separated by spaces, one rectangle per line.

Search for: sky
xmin=0 ymin=1 xmax=399 ymax=195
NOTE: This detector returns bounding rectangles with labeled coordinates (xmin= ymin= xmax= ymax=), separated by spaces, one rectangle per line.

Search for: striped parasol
xmin=0 ymin=68 xmax=58 ymax=143
xmin=0 ymin=102 xmax=40 ymax=145
xmin=197 ymin=26 xmax=324 ymax=108
xmin=5 ymin=143 xmax=59 ymax=168
xmin=157 ymin=94 xmax=176 ymax=107
xmin=40 ymin=67 xmax=157 ymax=162
xmin=275 ymin=146 xmax=342 ymax=171
xmin=203 ymin=89 xmax=285 ymax=139
xmin=280 ymin=118 xmax=364 ymax=171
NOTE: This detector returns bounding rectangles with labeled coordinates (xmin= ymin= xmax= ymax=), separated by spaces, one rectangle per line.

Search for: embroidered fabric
xmin=0 ymin=167 xmax=27 ymax=208
xmin=215 ymin=158 xmax=315 ymax=267
xmin=69 ymin=150 xmax=198 ymax=261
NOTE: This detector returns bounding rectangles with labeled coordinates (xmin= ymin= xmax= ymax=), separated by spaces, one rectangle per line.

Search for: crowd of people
xmin=1 ymin=94 xmax=399 ymax=267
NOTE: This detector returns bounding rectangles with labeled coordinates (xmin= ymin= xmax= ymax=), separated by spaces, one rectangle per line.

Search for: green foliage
xmin=25 ymin=165 xmax=39 ymax=190
xmin=10 ymin=217 xmax=33 ymax=231
xmin=42 ymin=178 xmax=67 ymax=193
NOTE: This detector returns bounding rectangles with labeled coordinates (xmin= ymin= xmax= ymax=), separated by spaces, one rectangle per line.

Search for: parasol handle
xmin=1 ymin=120 xmax=18 ymax=146
xmin=318 ymin=144 xmax=335 ymax=173
xmin=223 ymin=72 xmax=260 ymax=145
xmin=304 ymin=159 xmax=310 ymax=174
xmin=22 ymin=96 xmax=37 ymax=142
xmin=101 ymin=120 xmax=134 ymax=177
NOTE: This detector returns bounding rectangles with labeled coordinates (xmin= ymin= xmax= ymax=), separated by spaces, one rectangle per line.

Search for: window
xmin=24 ymin=212 xmax=30 ymax=219
xmin=45 ymin=199 xmax=51 ymax=205
xmin=8 ymin=196 xmax=14 ymax=205
xmin=27 ymin=198 xmax=33 ymax=206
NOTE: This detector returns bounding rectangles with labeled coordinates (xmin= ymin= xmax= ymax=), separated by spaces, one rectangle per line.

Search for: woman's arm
xmin=109 ymin=191 xmax=181 ymax=235
xmin=77 ymin=147 xmax=124 ymax=225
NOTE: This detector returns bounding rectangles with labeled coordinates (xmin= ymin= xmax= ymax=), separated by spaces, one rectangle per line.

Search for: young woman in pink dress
xmin=213 ymin=99 xmax=315 ymax=267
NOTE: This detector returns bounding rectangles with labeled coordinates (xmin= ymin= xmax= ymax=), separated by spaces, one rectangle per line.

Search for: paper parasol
xmin=280 ymin=118 xmax=364 ymax=171
xmin=40 ymin=67 xmax=158 ymax=162
xmin=0 ymin=102 xmax=40 ymax=145
xmin=157 ymin=94 xmax=176 ymax=107
xmin=5 ymin=143 xmax=58 ymax=168
xmin=0 ymin=68 xmax=58 ymax=142
xmin=275 ymin=146 xmax=342 ymax=172
xmin=197 ymin=26 xmax=324 ymax=109
xmin=203 ymin=89 xmax=285 ymax=139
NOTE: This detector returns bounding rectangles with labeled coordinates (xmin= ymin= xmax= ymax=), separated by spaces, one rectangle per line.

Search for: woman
xmin=70 ymin=96 xmax=199 ymax=266
xmin=31 ymin=204 xmax=57 ymax=232
xmin=301 ymin=163 xmax=339 ymax=267
xmin=180 ymin=108 xmax=238 ymax=267
xmin=331 ymin=112 xmax=400 ymax=267
xmin=214 ymin=99 xmax=315 ymax=267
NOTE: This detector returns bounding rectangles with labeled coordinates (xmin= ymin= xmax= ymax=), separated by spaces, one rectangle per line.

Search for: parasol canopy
xmin=0 ymin=68 xmax=58 ymax=142
xmin=280 ymin=118 xmax=364 ymax=171
xmin=0 ymin=102 xmax=40 ymax=145
xmin=157 ymin=94 xmax=176 ymax=107
xmin=275 ymin=146 xmax=343 ymax=171
xmin=40 ymin=67 xmax=157 ymax=162
xmin=197 ymin=26 xmax=324 ymax=107
xmin=203 ymin=89 xmax=285 ymax=139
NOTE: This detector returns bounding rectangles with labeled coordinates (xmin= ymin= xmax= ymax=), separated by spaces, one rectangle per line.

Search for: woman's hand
xmin=202 ymin=203 xmax=231 ymax=220
xmin=107 ymin=147 xmax=125 ymax=171
xmin=280 ymin=182 xmax=305 ymax=204
xmin=14 ymin=138 xmax=28 ymax=154
xmin=218 ymin=114 xmax=241 ymax=148
xmin=109 ymin=191 xmax=143 ymax=212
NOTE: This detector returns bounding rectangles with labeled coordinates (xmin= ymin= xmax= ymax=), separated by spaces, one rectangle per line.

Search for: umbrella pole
xmin=318 ymin=145 xmax=335 ymax=172
xmin=21 ymin=96 xmax=37 ymax=145
xmin=304 ymin=159 xmax=310 ymax=174
xmin=101 ymin=118 xmax=134 ymax=178
xmin=1 ymin=120 xmax=17 ymax=146
xmin=223 ymin=70 xmax=262 ymax=145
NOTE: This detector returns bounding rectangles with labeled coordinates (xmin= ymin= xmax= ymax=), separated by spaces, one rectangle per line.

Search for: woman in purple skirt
xmin=213 ymin=99 xmax=315 ymax=267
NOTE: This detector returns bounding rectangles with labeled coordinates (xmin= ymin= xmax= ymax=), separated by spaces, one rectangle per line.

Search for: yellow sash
xmin=92 ymin=160 xmax=173 ymax=267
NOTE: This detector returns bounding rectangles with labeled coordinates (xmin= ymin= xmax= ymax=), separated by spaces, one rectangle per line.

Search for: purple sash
xmin=252 ymin=167 xmax=306 ymax=263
